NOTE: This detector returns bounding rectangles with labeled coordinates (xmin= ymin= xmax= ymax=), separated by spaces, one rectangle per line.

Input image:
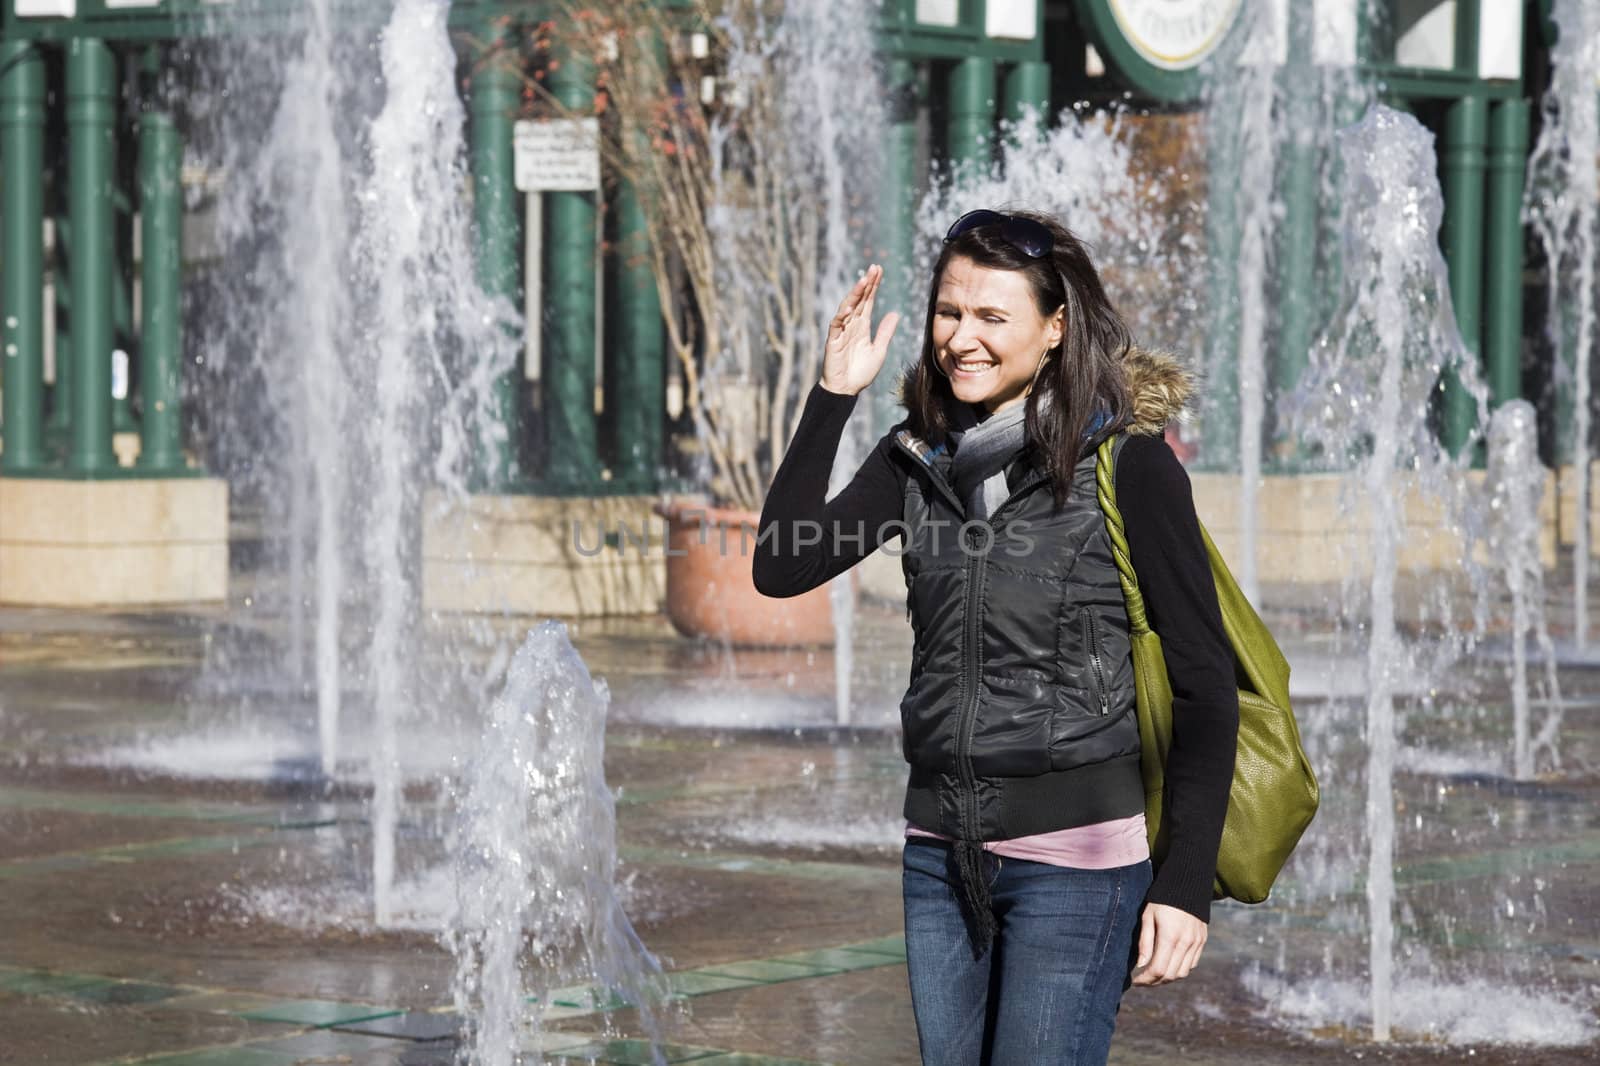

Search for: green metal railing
xmin=65 ymin=37 xmax=116 ymax=475
xmin=1441 ymin=94 xmax=1489 ymax=457
xmin=2 ymin=0 xmax=526 ymax=41
xmin=0 ymin=40 xmax=45 ymax=474
xmin=0 ymin=0 xmax=1559 ymax=493
xmin=467 ymin=21 xmax=522 ymax=491
xmin=542 ymin=38 xmax=602 ymax=491
xmin=1484 ymin=98 xmax=1530 ymax=410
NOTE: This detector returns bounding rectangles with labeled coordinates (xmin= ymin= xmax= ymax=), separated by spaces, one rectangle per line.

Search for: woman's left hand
xmin=1130 ymin=902 xmax=1207 ymax=986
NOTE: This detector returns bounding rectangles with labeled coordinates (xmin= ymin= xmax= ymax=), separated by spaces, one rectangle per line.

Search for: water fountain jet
xmin=1292 ymin=103 xmax=1491 ymax=1042
xmin=1527 ymin=0 xmax=1600 ymax=652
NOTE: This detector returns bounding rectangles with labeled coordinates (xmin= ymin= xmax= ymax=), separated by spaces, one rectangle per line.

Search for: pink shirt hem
xmin=905 ymin=814 xmax=1149 ymax=869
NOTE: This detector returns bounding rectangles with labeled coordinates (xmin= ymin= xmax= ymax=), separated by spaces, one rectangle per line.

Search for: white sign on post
xmin=513 ymin=118 xmax=601 ymax=193
xmin=14 ymin=0 xmax=78 ymax=15
xmin=915 ymin=0 xmax=958 ymax=27
xmin=986 ymin=0 xmax=1038 ymax=41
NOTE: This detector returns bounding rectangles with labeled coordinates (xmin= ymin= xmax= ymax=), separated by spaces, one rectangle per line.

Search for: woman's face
xmin=931 ymin=256 xmax=1064 ymax=415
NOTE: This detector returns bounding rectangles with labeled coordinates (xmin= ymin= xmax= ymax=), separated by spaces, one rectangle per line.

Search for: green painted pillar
xmin=66 ymin=39 xmax=117 ymax=475
xmin=544 ymin=42 xmax=600 ymax=488
xmin=137 ymin=101 xmax=184 ymax=473
xmin=874 ymin=58 xmax=921 ymax=434
xmin=1273 ymin=18 xmax=1318 ymax=469
xmin=1002 ymin=60 xmax=1051 ymax=140
xmin=1 ymin=42 xmax=46 ymax=473
xmin=947 ymin=57 xmax=996 ymax=175
xmin=469 ymin=34 xmax=522 ymax=488
xmin=1484 ymin=98 xmax=1530 ymax=408
xmin=1440 ymin=94 xmax=1488 ymax=456
xmin=611 ymin=33 xmax=666 ymax=489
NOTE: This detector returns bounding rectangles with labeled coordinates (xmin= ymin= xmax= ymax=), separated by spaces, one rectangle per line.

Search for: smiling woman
xmin=753 ymin=208 xmax=1238 ymax=1066
xmin=900 ymin=208 xmax=1138 ymax=513
xmin=931 ymin=256 xmax=1063 ymax=411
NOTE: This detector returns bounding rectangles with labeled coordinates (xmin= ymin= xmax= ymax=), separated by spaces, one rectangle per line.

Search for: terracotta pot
xmin=654 ymin=499 xmax=839 ymax=647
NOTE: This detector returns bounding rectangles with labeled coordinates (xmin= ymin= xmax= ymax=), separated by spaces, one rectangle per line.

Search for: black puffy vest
xmin=891 ymin=429 xmax=1144 ymax=843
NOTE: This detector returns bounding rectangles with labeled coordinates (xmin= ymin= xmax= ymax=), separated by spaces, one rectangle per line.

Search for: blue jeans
xmin=902 ymin=839 xmax=1153 ymax=1066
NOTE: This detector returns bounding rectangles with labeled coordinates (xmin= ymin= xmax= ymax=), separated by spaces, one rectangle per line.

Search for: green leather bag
xmin=1095 ymin=435 xmax=1319 ymax=903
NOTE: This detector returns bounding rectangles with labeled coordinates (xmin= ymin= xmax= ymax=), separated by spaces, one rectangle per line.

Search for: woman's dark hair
xmin=898 ymin=209 xmax=1133 ymax=509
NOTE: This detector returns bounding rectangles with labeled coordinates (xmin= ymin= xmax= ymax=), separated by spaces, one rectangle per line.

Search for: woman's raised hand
xmin=820 ymin=264 xmax=901 ymax=397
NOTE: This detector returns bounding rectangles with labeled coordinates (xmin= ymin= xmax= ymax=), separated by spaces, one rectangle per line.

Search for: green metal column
xmin=137 ymin=89 xmax=184 ymax=473
xmin=1 ymin=42 xmax=46 ymax=473
xmin=66 ymin=39 xmax=117 ymax=475
xmin=469 ymin=33 xmax=522 ymax=488
xmin=1440 ymin=94 xmax=1488 ymax=455
xmin=1484 ymin=97 xmax=1530 ymax=408
xmin=544 ymin=41 xmax=600 ymax=488
xmin=1002 ymin=60 xmax=1050 ymax=140
xmin=947 ymin=57 xmax=996 ymax=174
xmin=875 ymin=58 xmax=921 ymax=433
xmin=611 ymin=32 xmax=665 ymax=490
xmin=1273 ymin=16 xmax=1318 ymax=468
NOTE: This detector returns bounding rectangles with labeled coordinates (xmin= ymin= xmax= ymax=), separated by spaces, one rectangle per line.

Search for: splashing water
xmin=447 ymin=622 xmax=666 ymax=1066
xmin=1217 ymin=0 xmax=1279 ymax=601
xmin=779 ymin=0 xmax=887 ymax=726
xmin=1240 ymin=968 xmax=1597 ymax=1048
xmin=697 ymin=0 xmax=887 ymax=716
xmin=1287 ymin=105 xmax=1490 ymax=1043
xmin=1484 ymin=402 xmax=1564 ymax=779
xmin=1527 ymin=0 xmax=1600 ymax=650
xmin=358 ymin=0 xmax=523 ymax=928
xmin=220 ymin=0 xmax=352 ymax=780
xmin=916 ymin=111 xmax=1186 ymax=357
xmin=198 ymin=0 xmax=521 ymax=926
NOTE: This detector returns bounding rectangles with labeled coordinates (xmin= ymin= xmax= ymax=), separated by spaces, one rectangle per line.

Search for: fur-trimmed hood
xmin=1122 ymin=347 xmax=1192 ymax=436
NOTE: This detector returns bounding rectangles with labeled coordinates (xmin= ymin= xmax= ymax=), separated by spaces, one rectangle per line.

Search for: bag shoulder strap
xmin=1094 ymin=434 xmax=1150 ymax=636
xmin=1097 ymin=432 xmax=1295 ymax=712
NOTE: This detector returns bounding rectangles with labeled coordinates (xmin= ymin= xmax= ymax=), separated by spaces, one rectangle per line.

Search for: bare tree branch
xmin=501 ymin=0 xmax=834 ymax=514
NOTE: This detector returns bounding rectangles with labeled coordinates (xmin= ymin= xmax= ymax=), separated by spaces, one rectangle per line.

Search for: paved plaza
xmin=1 ymin=591 xmax=1597 ymax=1065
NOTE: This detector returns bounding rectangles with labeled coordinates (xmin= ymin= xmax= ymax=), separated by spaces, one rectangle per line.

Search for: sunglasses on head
xmin=943 ymin=209 xmax=1054 ymax=259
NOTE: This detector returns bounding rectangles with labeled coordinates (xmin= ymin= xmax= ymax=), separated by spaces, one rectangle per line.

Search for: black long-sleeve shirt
xmin=753 ymin=382 xmax=1239 ymax=922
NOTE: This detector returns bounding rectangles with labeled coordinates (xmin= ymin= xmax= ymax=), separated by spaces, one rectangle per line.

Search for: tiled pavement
xmin=0 ymin=762 xmax=913 ymax=1065
xmin=3 ymin=605 xmax=1599 ymax=1065
xmin=1 ymin=931 xmax=908 ymax=1064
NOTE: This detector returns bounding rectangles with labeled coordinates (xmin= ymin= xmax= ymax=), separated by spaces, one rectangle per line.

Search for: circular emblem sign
xmin=1076 ymin=0 xmax=1248 ymax=101
xmin=1109 ymin=0 xmax=1244 ymax=70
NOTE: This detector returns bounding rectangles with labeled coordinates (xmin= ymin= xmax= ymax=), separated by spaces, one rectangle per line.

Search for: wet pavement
xmin=1 ymin=581 xmax=1598 ymax=1065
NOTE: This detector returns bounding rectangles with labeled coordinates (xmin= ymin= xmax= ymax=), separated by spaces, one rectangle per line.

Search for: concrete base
xmin=856 ymin=468 xmax=1561 ymax=601
xmin=421 ymin=491 xmax=666 ymax=616
xmin=0 ymin=477 xmax=229 ymax=605
xmin=1189 ymin=469 xmax=1558 ymax=583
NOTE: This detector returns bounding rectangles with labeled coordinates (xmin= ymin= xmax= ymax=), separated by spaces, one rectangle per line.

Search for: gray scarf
xmin=946 ymin=397 xmax=1032 ymax=520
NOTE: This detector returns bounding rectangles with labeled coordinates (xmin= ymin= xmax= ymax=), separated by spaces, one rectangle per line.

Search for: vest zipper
xmin=1081 ymin=608 xmax=1110 ymax=715
xmin=955 ymin=523 xmax=988 ymax=838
